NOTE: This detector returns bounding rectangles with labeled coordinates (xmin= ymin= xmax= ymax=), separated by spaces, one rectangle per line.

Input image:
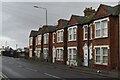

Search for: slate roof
xmin=56 ymin=19 xmax=69 ymax=29
xmin=93 ymin=4 xmax=120 ymax=20
xmin=29 ymin=30 xmax=38 ymax=37
xmin=38 ymin=28 xmax=42 ymax=35
xmin=42 ymin=25 xmax=56 ymax=34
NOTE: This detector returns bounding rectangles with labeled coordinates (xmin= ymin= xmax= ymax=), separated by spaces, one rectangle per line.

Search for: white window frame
xmin=56 ymin=47 xmax=63 ymax=61
xmin=83 ymin=25 xmax=88 ymax=40
xmin=38 ymin=35 xmax=42 ymax=45
xmin=68 ymin=26 xmax=77 ymax=41
xmin=68 ymin=47 xmax=77 ymax=61
xmin=44 ymin=33 xmax=49 ymax=44
xmin=43 ymin=48 xmax=48 ymax=59
xmin=29 ymin=37 xmax=33 ymax=46
xmin=89 ymin=24 xmax=93 ymax=40
xmin=94 ymin=17 xmax=109 ymax=39
xmin=94 ymin=45 xmax=109 ymax=65
xmin=57 ymin=29 xmax=64 ymax=43
xmin=53 ymin=32 xmax=56 ymax=43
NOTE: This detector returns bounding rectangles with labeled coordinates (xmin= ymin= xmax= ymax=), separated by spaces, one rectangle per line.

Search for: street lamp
xmin=34 ymin=5 xmax=49 ymax=62
xmin=34 ymin=5 xmax=47 ymax=26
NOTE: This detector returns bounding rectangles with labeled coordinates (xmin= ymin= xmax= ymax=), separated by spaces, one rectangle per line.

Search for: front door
xmin=84 ymin=49 xmax=88 ymax=66
xmin=83 ymin=43 xmax=88 ymax=66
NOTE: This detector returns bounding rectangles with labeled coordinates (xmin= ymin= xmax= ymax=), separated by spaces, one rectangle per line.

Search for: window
xmin=94 ymin=18 xmax=108 ymax=38
xmin=53 ymin=33 xmax=55 ymax=43
xmin=73 ymin=27 xmax=77 ymax=40
xmin=56 ymin=48 xmax=63 ymax=61
xmin=94 ymin=46 xmax=108 ymax=65
xmin=43 ymin=48 xmax=48 ymax=59
xmin=102 ymin=20 xmax=108 ymax=37
xmin=68 ymin=47 xmax=77 ymax=61
xmin=44 ymin=33 xmax=49 ymax=44
xmin=83 ymin=25 xmax=88 ymax=40
xmin=68 ymin=28 xmax=72 ymax=40
xmin=102 ymin=47 xmax=108 ymax=64
xmin=29 ymin=37 xmax=33 ymax=45
xmin=68 ymin=26 xmax=77 ymax=41
xmin=57 ymin=30 xmax=64 ymax=42
xmin=38 ymin=35 xmax=41 ymax=45
xmin=90 ymin=25 xmax=92 ymax=39
xmin=95 ymin=48 xmax=100 ymax=63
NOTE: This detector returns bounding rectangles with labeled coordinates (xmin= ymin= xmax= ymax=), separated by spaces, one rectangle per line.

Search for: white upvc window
xmin=94 ymin=18 xmax=109 ymax=38
xmin=68 ymin=26 xmax=77 ymax=41
xmin=56 ymin=47 xmax=63 ymax=61
xmin=43 ymin=48 xmax=48 ymax=59
xmin=89 ymin=24 xmax=93 ymax=40
xmin=68 ymin=47 xmax=77 ymax=61
xmin=29 ymin=37 xmax=33 ymax=46
xmin=53 ymin=33 xmax=56 ymax=43
xmin=57 ymin=29 xmax=64 ymax=42
xmin=83 ymin=25 xmax=88 ymax=40
xmin=38 ymin=35 xmax=41 ymax=45
xmin=44 ymin=33 xmax=49 ymax=44
xmin=94 ymin=45 xmax=109 ymax=65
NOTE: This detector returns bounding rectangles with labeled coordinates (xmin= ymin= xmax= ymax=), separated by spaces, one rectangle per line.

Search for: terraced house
xmin=29 ymin=4 xmax=120 ymax=70
xmin=42 ymin=25 xmax=56 ymax=62
xmin=55 ymin=19 xmax=68 ymax=64
xmin=91 ymin=4 xmax=120 ymax=70
xmin=29 ymin=30 xmax=38 ymax=59
xmin=34 ymin=28 xmax=42 ymax=60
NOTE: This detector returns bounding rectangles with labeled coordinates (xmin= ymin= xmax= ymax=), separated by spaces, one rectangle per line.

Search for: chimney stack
xmin=84 ymin=7 xmax=96 ymax=16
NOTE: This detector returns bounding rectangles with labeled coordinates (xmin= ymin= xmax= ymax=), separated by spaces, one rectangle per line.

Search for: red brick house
xmin=29 ymin=30 xmax=38 ymax=59
xmin=42 ymin=25 xmax=56 ymax=63
xmin=80 ymin=7 xmax=96 ymax=67
xmin=91 ymin=4 xmax=119 ymax=70
xmin=55 ymin=19 xmax=68 ymax=64
xmin=66 ymin=15 xmax=84 ymax=66
xmin=34 ymin=28 xmax=42 ymax=60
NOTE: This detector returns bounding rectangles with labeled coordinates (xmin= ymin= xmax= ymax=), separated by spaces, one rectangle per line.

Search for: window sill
xmin=68 ymin=39 xmax=76 ymax=42
xmin=94 ymin=36 xmax=108 ymax=40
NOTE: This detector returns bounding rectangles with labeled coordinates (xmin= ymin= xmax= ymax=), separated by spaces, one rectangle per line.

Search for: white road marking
xmin=0 ymin=72 xmax=9 ymax=80
xmin=26 ymin=67 xmax=38 ymax=72
xmin=44 ymin=73 xmax=60 ymax=78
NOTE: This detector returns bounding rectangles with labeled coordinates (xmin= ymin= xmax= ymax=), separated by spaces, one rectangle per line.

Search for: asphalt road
xmin=2 ymin=56 xmax=108 ymax=79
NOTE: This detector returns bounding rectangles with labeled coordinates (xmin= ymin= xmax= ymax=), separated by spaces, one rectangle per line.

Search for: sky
xmin=0 ymin=1 xmax=119 ymax=49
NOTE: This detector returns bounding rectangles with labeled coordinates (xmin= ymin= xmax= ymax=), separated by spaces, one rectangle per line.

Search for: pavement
xmin=20 ymin=58 xmax=119 ymax=78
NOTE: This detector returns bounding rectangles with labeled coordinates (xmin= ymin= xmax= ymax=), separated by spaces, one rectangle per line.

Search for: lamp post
xmin=34 ymin=5 xmax=49 ymax=62
xmin=34 ymin=5 xmax=47 ymax=26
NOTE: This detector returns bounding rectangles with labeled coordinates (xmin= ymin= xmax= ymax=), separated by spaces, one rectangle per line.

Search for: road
xmin=1 ymin=56 xmax=107 ymax=79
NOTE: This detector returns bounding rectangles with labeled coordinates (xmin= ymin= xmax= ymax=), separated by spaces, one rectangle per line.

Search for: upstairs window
xmin=68 ymin=26 xmax=77 ymax=41
xmin=94 ymin=18 xmax=108 ymax=38
xmin=38 ymin=35 xmax=41 ymax=45
xmin=57 ymin=29 xmax=64 ymax=42
xmin=102 ymin=20 xmax=108 ymax=37
xmin=53 ymin=33 xmax=55 ymax=43
xmin=83 ymin=25 xmax=88 ymax=40
xmin=29 ymin=37 xmax=33 ymax=45
xmin=44 ymin=33 xmax=49 ymax=44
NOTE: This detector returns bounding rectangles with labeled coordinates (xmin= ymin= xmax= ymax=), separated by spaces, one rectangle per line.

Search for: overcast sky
xmin=0 ymin=1 xmax=118 ymax=49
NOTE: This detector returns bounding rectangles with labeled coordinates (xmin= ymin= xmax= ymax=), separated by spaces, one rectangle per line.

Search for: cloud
xmin=1 ymin=2 xmax=118 ymax=49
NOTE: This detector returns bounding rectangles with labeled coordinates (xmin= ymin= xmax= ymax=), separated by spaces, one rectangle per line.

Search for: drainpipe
xmin=118 ymin=14 xmax=120 ymax=69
